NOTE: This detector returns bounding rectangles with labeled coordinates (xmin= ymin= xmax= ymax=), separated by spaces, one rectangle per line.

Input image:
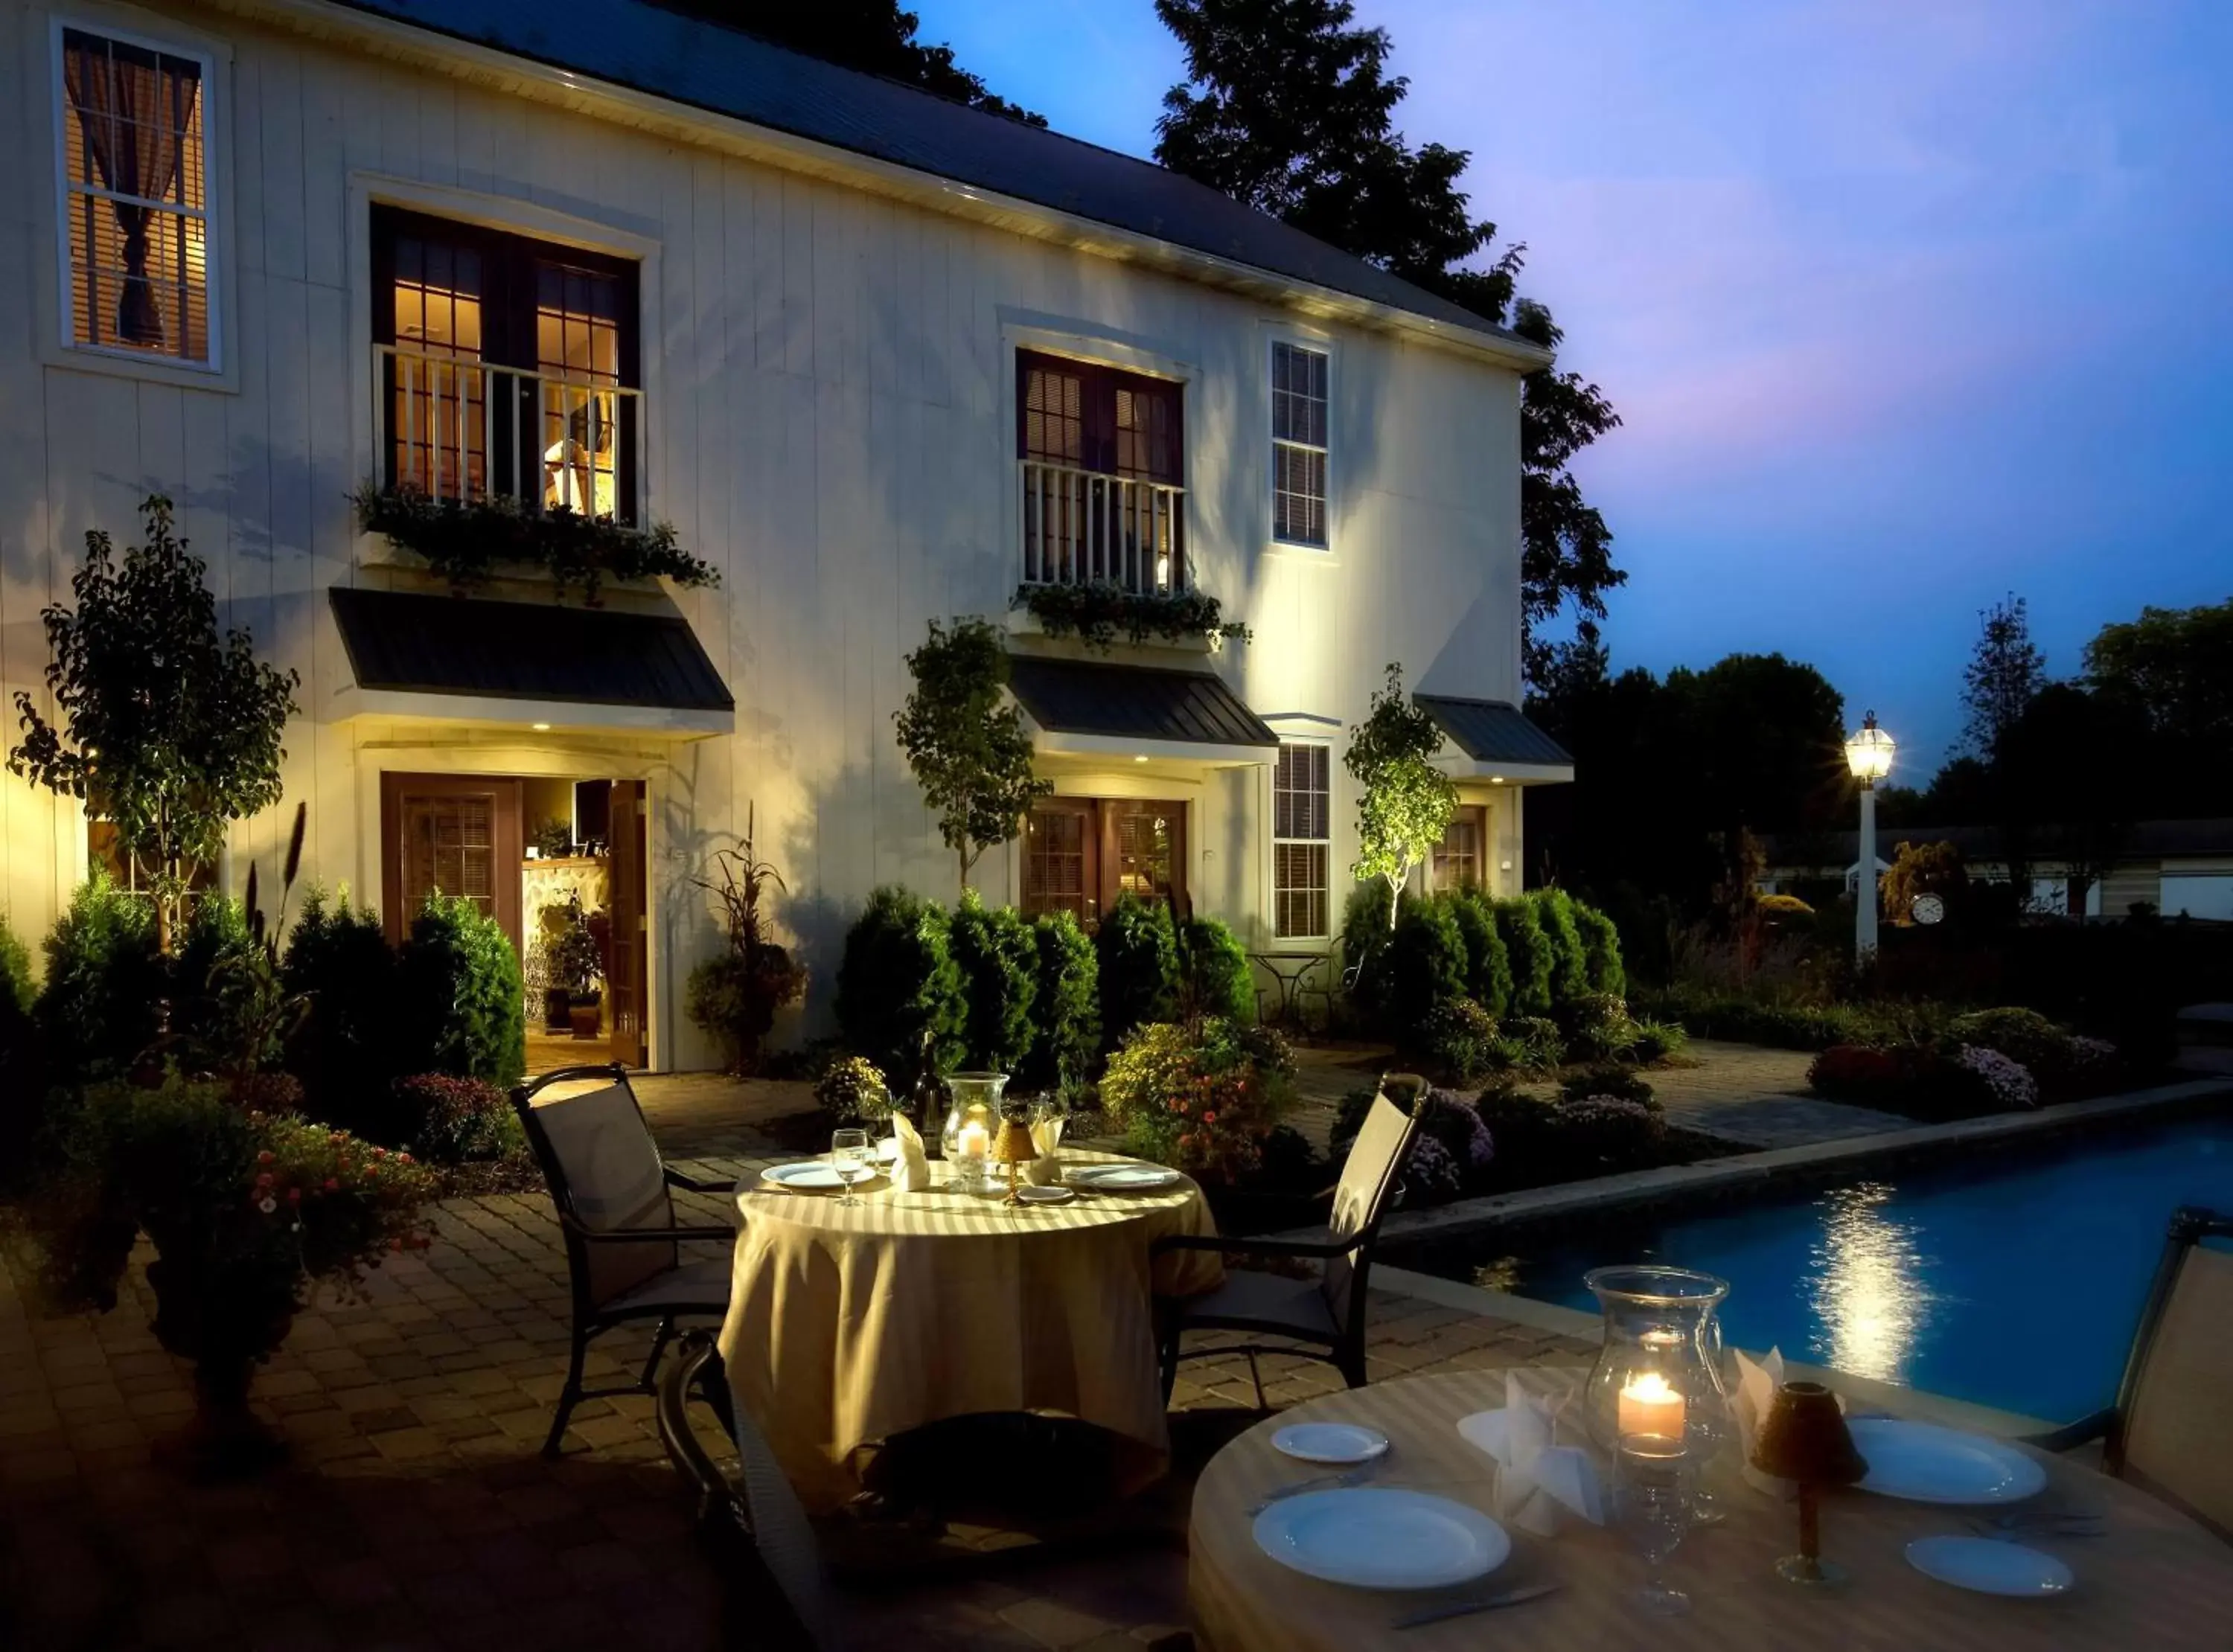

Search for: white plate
xmin=1070 ymin=1164 xmax=1183 ymax=1191
xmin=1850 ymin=1420 xmax=2050 ymax=1505
xmin=1272 ymin=1422 xmax=1390 ymax=1466
xmin=1905 ymin=1535 xmax=2073 ymax=1598
xmin=1015 ymin=1185 xmax=1076 ymax=1205
xmin=759 ymin=1162 xmax=848 ymax=1191
xmin=1253 ymin=1488 xmax=1509 ymax=1591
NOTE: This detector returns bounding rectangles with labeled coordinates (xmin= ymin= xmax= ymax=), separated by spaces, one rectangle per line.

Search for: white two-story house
xmin=0 ymin=0 xmax=1573 ymax=1069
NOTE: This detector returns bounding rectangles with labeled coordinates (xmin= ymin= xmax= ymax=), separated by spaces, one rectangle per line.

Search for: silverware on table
xmin=1245 ymin=1464 xmax=1378 ymax=1515
xmin=1394 ymin=1582 xmax=1563 ymax=1629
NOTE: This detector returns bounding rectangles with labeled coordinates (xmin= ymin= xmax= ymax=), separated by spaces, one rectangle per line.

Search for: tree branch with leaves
xmin=9 ymin=497 xmax=299 ymax=953
xmin=1344 ymin=663 xmax=1456 ymax=928
xmin=894 ymin=618 xmax=1052 ymax=894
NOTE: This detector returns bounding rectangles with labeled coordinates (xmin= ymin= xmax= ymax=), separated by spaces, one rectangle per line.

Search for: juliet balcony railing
xmin=374 ymin=342 xmax=645 ymax=524
xmin=1018 ymin=458 xmax=1188 ymax=595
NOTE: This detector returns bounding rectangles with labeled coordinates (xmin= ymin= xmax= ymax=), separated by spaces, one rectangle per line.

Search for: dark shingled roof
xmin=331 ymin=587 xmax=733 ymax=711
xmin=330 ymin=0 xmax=1530 ymax=348
xmin=1007 ymin=656 xmax=1277 ymax=749
xmin=1414 ymin=696 xmax=1573 ymax=767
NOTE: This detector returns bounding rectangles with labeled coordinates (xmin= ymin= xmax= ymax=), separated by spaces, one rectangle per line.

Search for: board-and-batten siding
xmin=0 ymin=1 xmax=1525 ymax=1066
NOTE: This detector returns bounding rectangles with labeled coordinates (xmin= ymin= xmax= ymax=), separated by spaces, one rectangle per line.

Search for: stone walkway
xmin=0 ymin=1097 xmax=1588 ymax=1652
xmin=1591 ymin=1040 xmax=1912 ymax=1149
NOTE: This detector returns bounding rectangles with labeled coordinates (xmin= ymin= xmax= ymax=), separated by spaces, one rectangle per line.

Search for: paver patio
xmin=0 ymin=1083 xmax=1590 ymax=1652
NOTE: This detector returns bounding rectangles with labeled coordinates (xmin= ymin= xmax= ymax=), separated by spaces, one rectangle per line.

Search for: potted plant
xmin=686 ymin=805 xmax=806 ymax=1074
xmin=549 ymin=895 xmax=604 ymax=1039
xmin=34 ymin=1077 xmax=435 ymax=1479
xmin=530 ymin=818 xmax=574 ymax=861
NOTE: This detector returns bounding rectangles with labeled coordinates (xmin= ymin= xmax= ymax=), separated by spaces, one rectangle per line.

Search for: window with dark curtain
xmin=1016 ymin=350 xmax=1182 ymax=482
xmin=60 ymin=28 xmax=210 ymax=362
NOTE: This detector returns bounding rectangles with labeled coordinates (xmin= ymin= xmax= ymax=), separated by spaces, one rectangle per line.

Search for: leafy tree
xmin=1961 ymin=594 xmax=2045 ymax=762
xmin=1344 ymin=663 xmax=1455 ymax=928
xmin=1881 ymin=840 xmax=1969 ymax=927
xmin=1154 ymin=0 xmax=1621 ymax=679
xmin=10 ymin=497 xmax=298 ymax=953
xmin=660 ymin=1 xmax=1042 ymax=124
xmin=2085 ymin=598 xmax=2233 ymax=818
xmin=894 ymin=618 xmax=1052 ymax=894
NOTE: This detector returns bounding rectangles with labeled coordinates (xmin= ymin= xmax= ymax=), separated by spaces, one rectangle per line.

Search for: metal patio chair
xmin=657 ymin=1330 xmax=834 ymax=1650
xmin=1153 ymin=1075 xmax=1423 ymax=1404
xmin=2030 ymin=1205 xmax=2233 ymax=1541
xmin=512 ymin=1063 xmax=737 ymax=1456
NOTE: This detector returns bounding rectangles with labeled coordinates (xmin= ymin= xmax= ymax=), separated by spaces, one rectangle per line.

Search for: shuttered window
xmin=1272 ymin=741 xmax=1331 ymax=938
xmin=58 ymin=26 xmax=214 ymax=365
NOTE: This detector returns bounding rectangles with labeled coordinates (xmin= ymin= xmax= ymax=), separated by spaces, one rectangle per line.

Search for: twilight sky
xmin=917 ymin=0 xmax=2233 ymax=777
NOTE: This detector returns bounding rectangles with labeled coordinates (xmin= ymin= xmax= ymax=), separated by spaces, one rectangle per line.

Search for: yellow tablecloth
xmin=1189 ymin=1366 xmax=2233 ymax=1651
xmin=718 ymin=1149 xmax=1221 ymax=1512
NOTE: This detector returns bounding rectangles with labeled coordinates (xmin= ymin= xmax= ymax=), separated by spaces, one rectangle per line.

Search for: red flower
xmin=257 ymin=1150 xmax=275 ymax=1165
xmin=324 ymin=1178 xmax=339 ymax=1192
xmin=255 ymin=1172 xmax=274 ymax=1188
xmin=1201 ymin=1111 xmax=1218 ymax=1125
xmin=287 ymin=1188 xmax=302 ymax=1204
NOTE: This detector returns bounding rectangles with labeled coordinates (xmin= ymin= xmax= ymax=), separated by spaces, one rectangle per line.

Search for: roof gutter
xmin=199 ymin=0 xmax=1555 ymax=374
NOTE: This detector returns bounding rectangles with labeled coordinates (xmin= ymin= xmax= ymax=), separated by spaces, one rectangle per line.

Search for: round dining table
xmin=716 ymin=1147 xmax=1222 ymax=1513
xmin=1189 ymin=1366 xmax=2233 ymax=1651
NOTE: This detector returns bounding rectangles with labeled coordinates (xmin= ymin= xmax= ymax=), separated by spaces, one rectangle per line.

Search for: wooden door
xmin=1102 ymin=799 xmax=1187 ymax=917
xmin=381 ymin=773 xmax=523 ymax=951
xmin=1023 ymin=798 xmax=1099 ymax=924
xmin=607 ymin=779 xmax=648 ymax=1068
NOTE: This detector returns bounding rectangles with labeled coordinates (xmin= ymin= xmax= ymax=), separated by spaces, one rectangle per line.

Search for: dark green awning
xmin=1006 ymin=656 xmax=1277 ymax=749
xmin=1413 ymin=695 xmax=1572 ymax=766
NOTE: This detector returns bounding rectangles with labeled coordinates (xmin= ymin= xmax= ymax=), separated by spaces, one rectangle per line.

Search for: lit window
xmin=1272 ymin=742 xmax=1330 ymax=938
xmin=58 ymin=27 xmax=214 ymax=365
xmin=1432 ymin=806 xmax=1488 ymax=890
xmin=1271 ymin=342 xmax=1328 ymax=547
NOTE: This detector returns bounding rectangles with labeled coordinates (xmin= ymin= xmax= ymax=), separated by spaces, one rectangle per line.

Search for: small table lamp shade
xmin=993 ymin=1118 xmax=1039 ymax=1205
xmin=1751 ymin=1381 xmax=1868 ymax=1584
xmin=1751 ymin=1382 xmax=1868 ymax=1484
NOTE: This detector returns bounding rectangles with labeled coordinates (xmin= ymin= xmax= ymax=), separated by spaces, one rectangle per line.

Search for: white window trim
xmin=1265 ymin=331 xmax=1333 ymax=555
xmin=50 ymin=12 xmax=226 ymax=377
xmin=1268 ymin=736 xmax=1335 ymax=944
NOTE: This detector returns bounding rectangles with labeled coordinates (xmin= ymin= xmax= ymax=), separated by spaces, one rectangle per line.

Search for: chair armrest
xmin=664 ymin=1167 xmax=735 ymax=1195
xmin=1152 ymin=1228 xmax=1362 ymax=1264
xmin=2019 ymin=1406 xmax=2115 ymax=1455
xmin=561 ymin=1215 xmax=737 ymax=1246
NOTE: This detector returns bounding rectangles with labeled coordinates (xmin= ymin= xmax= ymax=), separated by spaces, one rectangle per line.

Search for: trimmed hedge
xmin=1492 ymin=898 xmax=1555 ymax=1018
xmin=398 ymin=894 xmax=525 ymax=1086
xmin=1530 ymin=889 xmax=1591 ymax=1004
xmin=1096 ymin=894 xmax=1178 ymax=1048
xmin=1178 ymin=915 xmax=1255 ymax=1023
xmin=948 ymin=891 xmax=1038 ymax=1072
xmin=1573 ymin=902 xmax=1626 ymax=998
xmin=1445 ymin=890 xmax=1514 ymax=1018
xmin=834 ymin=885 xmax=965 ymax=1086
xmin=1384 ymin=896 xmax=1466 ymax=1036
xmin=1022 ymin=912 xmax=1099 ymax=1092
xmin=282 ymin=889 xmax=405 ymax=1141
xmin=36 ymin=871 xmax=163 ymax=1089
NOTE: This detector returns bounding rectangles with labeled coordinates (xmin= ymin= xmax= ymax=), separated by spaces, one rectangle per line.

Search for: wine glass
xmin=829 ymin=1128 xmax=872 ymax=1207
xmin=1617 ymin=1432 xmax=1693 ymax=1616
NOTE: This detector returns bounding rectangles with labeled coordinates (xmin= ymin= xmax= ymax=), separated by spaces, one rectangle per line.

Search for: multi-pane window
xmin=1017 ymin=350 xmax=1185 ymax=592
xmin=1433 ymin=805 xmax=1489 ymax=890
xmin=1271 ymin=742 xmax=1331 ymax=938
xmin=374 ymin=207 xmax=639 ymax=521
xmin=1021 ymin=798 xmax=1187 ymax=926
xmin=1271 ymin=342 xmax=1329 ymax=547
xmin=58 ymin=28 xmax=213 ymax=365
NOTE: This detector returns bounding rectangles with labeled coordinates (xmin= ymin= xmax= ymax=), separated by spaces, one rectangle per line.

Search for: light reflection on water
xmin=1803 ymin=1182 xmax=1939 ymax=1384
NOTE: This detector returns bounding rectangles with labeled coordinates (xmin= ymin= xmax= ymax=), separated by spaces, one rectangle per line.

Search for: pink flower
xmin=1201 ymin=1111 xmax=1218 ymax=1126
xmin=324 ymin=1178 xmax=339 ymax=1192
xmin=255 ymin=1172 xmax=274 ymax=1188
xmin=257 ymin=1150 xmax=275 ymax=1165
xmin=287 ymin=1188 xmax=301 ymax=1204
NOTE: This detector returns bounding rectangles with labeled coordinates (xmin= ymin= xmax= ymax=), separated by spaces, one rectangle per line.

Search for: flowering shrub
xmin=1951 ymin=1043 xmax=2039 ymax=1110
xmin=1329 ymin=1083 xmax=1494 ymax=1205
xmin=1475 ymin=1082 xmax=1670 ymax=1189
xmin=814 ymin=1054 xmax=893 ymax=1123
xmin=1946 ymin=1008 xmax=2074 ymax=1075
xmin=1413 ymin=997 xmax=1502 ymax=1084
xmin=1098 ymin=1017 xmax=1296 ymax=1182
xmin=392 ymin=1073 xmax=523 ymax=1164
xmin=1556 ymin=992 xmax=1643 ymax=1062
xmin=1556 ymin=1097 xmax=1667 ymax=1164
xmin=1501 ymin=1015 xmax=1565 ymax=1073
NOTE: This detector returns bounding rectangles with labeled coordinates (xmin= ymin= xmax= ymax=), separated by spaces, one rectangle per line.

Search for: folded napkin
xmin=1734 ymin=1346 xmax=1796 ymax=1497
xmin=1022 ymin=1115 xmax=1065 ymax=1185
xmin=1457 ymin=1372 xmax=1606 ymax=1536
xmin=888 ymin=1113 xmax=933 ymax=1192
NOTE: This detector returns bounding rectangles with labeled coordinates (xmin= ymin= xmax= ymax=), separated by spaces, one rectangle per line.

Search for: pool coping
xmin=1332 ymin=1074 xmax=2233 ymax=1250
xmin=1369 ymin=1264 xmax=2060 ymax=1438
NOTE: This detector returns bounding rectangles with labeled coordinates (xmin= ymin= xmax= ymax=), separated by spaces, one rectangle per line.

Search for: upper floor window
xmin=372 ymin=206 xmax=642 ymax=522
xmin=1271 ymin=740 xmax=1331 ymax=939
xmin=1271 ymin=341 xmax=1329 ymax=548
xmin=1017 ymin=350 xmax=1185 ymax=594
xmin=58 ymin=26 xmax=214 ymax=366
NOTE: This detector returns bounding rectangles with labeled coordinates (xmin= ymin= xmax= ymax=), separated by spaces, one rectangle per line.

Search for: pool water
xmin=1429 ymin=1114 xmax=2233 ymax=1423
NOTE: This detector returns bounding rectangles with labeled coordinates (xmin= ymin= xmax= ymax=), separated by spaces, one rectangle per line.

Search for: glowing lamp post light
xmin=1844 ymin=711 xmax=1896 ymax=961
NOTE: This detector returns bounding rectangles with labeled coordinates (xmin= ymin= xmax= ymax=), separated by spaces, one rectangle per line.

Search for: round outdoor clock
xmin=1911 ymin=893 xmax=1946 ymax=926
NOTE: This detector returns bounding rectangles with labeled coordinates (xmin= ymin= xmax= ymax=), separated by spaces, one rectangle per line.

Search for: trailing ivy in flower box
xmin=1013 ymin=581 xmax=1250 ymax=651
xmin=352 ymin=483 xmax=718 ymax=605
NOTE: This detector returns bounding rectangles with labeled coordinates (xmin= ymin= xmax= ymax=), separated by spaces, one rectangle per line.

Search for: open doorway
xmin=380 ymin=772 xmax=648 ymax=1073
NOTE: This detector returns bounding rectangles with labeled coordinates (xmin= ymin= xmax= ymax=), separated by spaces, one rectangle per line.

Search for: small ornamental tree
xmin=1344 ymin=663 xmax=1456 ymax=929
xmin=894 ymin=618 xmax=1052 ymax=894
xmin=10 ymin=497 xmax=298 ymax=953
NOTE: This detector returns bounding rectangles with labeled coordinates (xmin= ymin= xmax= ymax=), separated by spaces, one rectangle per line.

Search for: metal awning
xmin=1006 ymin=656 xmax=1278 ymax=766
xmin=328 ymin=588 xmax=734 ymax=735
xmin=1414 ymin=694 xmax=1574 ymax=783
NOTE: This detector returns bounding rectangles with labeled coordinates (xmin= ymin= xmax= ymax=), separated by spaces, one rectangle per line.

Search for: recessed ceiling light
xmin=1489 ymin=775 xmax=1505 ymax=784
xmin=531 ymin=722 xmax=552 ymax=731
xmin=1134 ymin=755 xmax=1149 ymax=763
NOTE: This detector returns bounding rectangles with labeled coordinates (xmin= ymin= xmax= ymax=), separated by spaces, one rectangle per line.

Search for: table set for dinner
xmin=713 ymin=1095 xmax=1222 ymax=1514
xmin=1186 ymin=1264 xmax=2233 ymax=1650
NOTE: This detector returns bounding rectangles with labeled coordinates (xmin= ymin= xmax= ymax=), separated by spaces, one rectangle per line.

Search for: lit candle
xmin=1618 ymin=1371 xmax=1686 ymax=1441
xmin=956 ymin=1121 xmax=990 ymax=1162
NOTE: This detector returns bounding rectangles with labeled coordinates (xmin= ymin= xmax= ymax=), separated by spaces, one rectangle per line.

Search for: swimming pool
xmin=1418 ymin=1111 xmax=2233 ymax=1423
